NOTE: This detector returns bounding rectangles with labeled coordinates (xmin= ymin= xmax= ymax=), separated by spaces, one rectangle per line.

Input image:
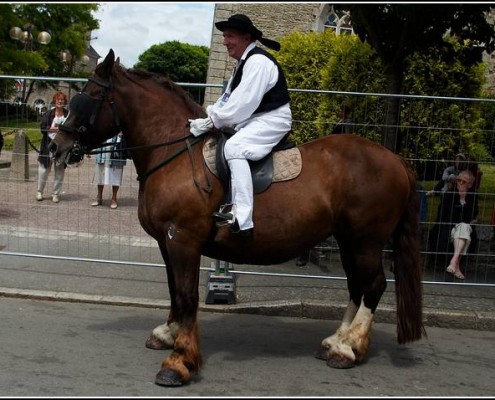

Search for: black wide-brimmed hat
xmin=215 ymin=14 xmax=281 ymax=51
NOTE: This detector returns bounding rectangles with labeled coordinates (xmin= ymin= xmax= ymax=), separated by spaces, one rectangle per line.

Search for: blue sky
xmin=91 ymin=2 xmax=215 ymax=67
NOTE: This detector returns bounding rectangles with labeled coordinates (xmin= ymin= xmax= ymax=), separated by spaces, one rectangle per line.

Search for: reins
xmin=82 ymin=131 xmax=209 ymax=188
xmin=85 ymin=132 xmax=195 ymax=156
xmin=136 ymin=134 xmax=204 ymax=183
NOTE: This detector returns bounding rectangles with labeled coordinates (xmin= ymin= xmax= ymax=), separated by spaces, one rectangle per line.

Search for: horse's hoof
xmin=145 ymin=335 xmax=170 ymax=350
xmin=326 ymin=355 xmax=356 ymax=369
xmin=314 ymin=346 xmax=328 ymax=361
xmin=155 ymin=368 xmax=183 ymax=387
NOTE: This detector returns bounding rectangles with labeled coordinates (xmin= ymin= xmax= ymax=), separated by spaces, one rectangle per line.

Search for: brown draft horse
xmin=51 ymin=50 xmax=425 ymax=387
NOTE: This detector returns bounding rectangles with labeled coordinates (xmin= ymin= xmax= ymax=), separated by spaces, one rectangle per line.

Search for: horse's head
xmin=50 ymin=49 xmax=122 ymax=165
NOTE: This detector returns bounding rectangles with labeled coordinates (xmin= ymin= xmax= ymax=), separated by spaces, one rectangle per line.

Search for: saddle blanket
xmin=202 ymin=136 xmax=302 ymax=182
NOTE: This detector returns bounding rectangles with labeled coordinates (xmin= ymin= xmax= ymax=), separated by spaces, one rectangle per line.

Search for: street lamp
xmin=10 ymin=23 xmax=52 ymax=108
xmin=59 ymin=49 xmax=73 ymax=75
xmin=9 ymin=23 xmax=51 ymax=51
xmin=9 ymin=22 xmax=91 ymax=109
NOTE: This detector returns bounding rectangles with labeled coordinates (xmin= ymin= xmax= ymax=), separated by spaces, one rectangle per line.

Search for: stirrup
xmin=213 ymin=204 xmax=235 ymax=227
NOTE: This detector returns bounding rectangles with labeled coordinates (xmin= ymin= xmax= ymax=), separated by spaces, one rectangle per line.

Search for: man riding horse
xmin=188 ymin=14 xmax=292 ymax=236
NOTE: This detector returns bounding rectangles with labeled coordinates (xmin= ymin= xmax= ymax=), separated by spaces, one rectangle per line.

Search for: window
xmin=34 ymin=99 xmax=46 ymax=114
xmin=324 ymin=5 xmax=354 ymax=36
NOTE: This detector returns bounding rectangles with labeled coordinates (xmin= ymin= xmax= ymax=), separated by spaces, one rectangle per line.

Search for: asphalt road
xmin=1 ymin=296 xmax=493 ymax=397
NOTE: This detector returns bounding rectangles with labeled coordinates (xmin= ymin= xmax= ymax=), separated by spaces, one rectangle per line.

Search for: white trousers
xmin=226 ymin=158 xmax=254 ymax=230
xmin=450 ymin=222 xmax=472 ymax=255
xmin=223 ymin=106 xmax=291 ymax=230
xmin=37 ymin=160 xmax=66 ymax=195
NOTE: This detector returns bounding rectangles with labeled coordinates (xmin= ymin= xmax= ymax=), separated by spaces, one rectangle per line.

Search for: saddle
xmin=202 ymin=128 xmax=302 ymax=203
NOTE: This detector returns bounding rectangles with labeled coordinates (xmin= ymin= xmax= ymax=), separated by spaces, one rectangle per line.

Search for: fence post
xmin=11 ymin=129 xmax=29 ymax=180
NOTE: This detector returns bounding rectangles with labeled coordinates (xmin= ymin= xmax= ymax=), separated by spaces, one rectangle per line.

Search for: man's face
xmin=222 ymin=28 xmax=251 ymax=60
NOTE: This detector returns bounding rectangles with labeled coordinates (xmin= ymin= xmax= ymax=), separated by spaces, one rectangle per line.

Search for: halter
xmin=61 ymin=76 xmax=121 ymax=138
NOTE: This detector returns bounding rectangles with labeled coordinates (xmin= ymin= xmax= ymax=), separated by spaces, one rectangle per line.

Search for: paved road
xmin=1 ymin=296 xmax=493 ymax=397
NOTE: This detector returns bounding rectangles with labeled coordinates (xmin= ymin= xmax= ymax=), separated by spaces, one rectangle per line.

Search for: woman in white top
xmin=36 ymin=91 xmax=69 ymax=203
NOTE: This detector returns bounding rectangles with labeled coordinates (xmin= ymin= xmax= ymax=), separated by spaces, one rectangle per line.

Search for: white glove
xmin=188 ymin=117 xmax=214 ymax=137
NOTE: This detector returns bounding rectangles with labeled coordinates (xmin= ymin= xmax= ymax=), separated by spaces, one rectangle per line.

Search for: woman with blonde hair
xmin=441 ymin=170 xmax=479 ymax=280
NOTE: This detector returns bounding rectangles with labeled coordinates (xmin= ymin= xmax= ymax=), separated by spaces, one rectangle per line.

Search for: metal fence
xmin=0 ymin=75 xmax=494 ymax=289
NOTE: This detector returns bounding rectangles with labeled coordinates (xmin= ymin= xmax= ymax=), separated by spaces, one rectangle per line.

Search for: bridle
xmin=58 ymin=76 xmax=121 ymax=158
xmin=59 ymin=75 xmax=209 ymax=188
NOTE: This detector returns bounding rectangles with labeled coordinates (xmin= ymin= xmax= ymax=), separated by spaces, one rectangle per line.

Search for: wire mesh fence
xmin=0 ymin=76 xmax=494 ymax=288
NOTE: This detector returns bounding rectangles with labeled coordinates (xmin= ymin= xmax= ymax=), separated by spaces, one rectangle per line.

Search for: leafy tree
xmin=316 ymin=33 xmax=385 ymax=142
xmin=134 ymin=41 xmax=209 ymax=83
xmin=0 ymin=3 xmax=99 ymax=102
xmin=336 ymin=4 xmax=495 ymax=151
xmin=401 ymin=38 xmax=489 ymax=166
xmin=275 ymin=30 xmax=340 ymax=143
xmin=277 ymin=29 xmax=489 ymax=174
xmin=134 ymin=40 xmax=209 ymax=103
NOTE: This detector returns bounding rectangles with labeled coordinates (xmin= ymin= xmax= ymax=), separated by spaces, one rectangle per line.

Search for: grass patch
xmin=1 ymin=121 xmax=42 ymax=151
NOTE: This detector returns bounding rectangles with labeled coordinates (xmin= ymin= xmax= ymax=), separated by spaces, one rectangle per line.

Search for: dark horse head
xmin=50 ymin=49 xmax=205 ymax=169
xmin=50 ymin=50 xmax=128 ymax=165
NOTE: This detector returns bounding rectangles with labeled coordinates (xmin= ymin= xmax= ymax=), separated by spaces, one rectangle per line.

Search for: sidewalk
xmin=0 ymin=150 xmax=494 ymax=332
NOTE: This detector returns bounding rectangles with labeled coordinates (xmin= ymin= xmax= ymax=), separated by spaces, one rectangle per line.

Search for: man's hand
xmin=188 ymin=117 xmax=214 ymax=137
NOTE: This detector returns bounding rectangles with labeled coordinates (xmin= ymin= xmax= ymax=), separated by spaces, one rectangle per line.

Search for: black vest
xmin=230 ymin=47 xmax=290 ymax=115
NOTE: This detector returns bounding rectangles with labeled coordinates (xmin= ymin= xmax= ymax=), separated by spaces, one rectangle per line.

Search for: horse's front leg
xmin=145 ymin=246 xmax=181 ymax=351
xmin=145 ymin=317 xmax=179 ymax=350
xmin=146 ymin=238 xmax=203 ymax=386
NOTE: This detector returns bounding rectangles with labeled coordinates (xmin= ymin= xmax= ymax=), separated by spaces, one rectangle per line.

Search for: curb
xmin=1 ymin=287 xmax=494 ymax=332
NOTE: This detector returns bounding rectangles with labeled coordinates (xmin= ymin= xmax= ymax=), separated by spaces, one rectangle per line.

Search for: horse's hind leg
xmin=317 ymin=241 xmax=387 ymax=368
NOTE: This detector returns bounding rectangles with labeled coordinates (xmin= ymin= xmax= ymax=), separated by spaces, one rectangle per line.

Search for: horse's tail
xmin=392 ymin=159 xmax=427 ymax=344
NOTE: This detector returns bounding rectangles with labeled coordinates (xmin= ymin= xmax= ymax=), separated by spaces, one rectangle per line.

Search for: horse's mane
xmin=120 ymin=65 xmax=205 ymax=117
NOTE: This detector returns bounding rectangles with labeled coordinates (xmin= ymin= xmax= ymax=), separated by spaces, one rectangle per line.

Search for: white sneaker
xmin=36 ymin=192 xmax=43 ymax=201
xmin=52 ymin=194 xmax=60 ymax=203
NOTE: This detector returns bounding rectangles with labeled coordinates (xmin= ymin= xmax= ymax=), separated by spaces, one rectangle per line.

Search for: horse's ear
xmin=104 ymin=49 xmax=115 ymax=63
xmin=100 ymin=49 xmax=115 ymax=78
xmin=116 ymin=57 xmax=121 ymax=65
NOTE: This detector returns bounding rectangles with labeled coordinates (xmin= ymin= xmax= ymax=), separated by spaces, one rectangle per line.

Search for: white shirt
xmin=49 ymin=113 xmax=67 ymax=139
xmin=207 ymin=42 xmax=282 ymax=128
